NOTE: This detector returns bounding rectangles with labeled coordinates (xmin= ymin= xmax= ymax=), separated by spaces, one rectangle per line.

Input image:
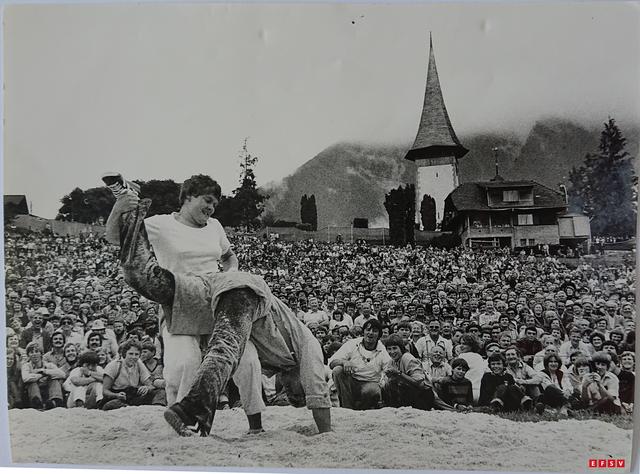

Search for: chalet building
xmin=442 ymin=176 xmax=591 ymax=250
xmin=4 ymin=194 xmax=29 ymax=222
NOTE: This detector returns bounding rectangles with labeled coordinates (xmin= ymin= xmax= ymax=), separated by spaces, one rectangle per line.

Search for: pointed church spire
xmin=405 ymin=35 xmax=468 ymax=161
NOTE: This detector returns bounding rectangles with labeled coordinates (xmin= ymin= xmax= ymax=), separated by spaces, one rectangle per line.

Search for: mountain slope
xmin=263 ymin=119 xmax=639 ymax=228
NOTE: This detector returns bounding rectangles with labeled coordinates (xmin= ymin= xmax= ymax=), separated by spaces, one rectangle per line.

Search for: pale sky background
xmin=3 ymin=2 xmax=640 ymax=218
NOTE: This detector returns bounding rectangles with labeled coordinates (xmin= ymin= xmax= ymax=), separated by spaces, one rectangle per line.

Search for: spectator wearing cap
xmin=329 ymin=319 xmax=390 ymax=410
xmin=21 ymin=341 xmax=66 ymax=409
xmin=83 ymin=320 xmax=118 ymax=358
xmin=63 ymin=350 xmax=104 ymax=408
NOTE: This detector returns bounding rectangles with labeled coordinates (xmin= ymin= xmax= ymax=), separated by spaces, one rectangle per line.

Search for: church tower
xmin=405 ymin=35 xmax=468 ymax=229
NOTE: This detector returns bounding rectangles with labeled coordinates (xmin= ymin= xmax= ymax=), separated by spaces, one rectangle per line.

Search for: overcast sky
xmin=3 ymin=2 xmax=640 ymax=218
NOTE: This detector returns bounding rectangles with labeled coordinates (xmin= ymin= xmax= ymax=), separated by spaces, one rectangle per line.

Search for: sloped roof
xmin=405 ymin=36 xmax=468 ymax=161
xmin=449 ymin=181 xmax=566 ymax=211
xmin=4 ymin=195 xmax=27 ymax=206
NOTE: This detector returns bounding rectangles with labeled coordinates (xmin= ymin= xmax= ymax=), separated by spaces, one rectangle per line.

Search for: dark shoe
xmin=521 ymin=397 xmax=534 ymax=411
xmin=30 ymin=398 xmax=43 ymax=410
xmin=489 ymin=399 xmax=503 ymax=413
xmin=164 ymin=403 xmax=213 ymax=437
xmin=247 ymin=428 xmax=265 ymax=435
xmin=217 ymin=401 xmax=230 ymax=410
xmin=535 ymin=402 xmax=545 ymax=415
xmin=51 ymin=398 xmax=64 ymax=408
xmin=75 ymin=400 xmax=85 ymax=408
xmin=102 ymin=399 xmax=127 ymax=411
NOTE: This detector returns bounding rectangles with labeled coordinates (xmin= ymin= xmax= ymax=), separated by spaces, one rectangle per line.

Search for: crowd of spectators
xmin=5 ymin=228 xmax=636 ymax=420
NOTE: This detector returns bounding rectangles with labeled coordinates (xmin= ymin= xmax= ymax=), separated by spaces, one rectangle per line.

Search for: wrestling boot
xmin=164 ymin=400 xmax=215 ymax=438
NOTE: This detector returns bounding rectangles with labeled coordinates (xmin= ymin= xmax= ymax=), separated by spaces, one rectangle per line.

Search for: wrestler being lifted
xmin=105 ymin=187 xmax=332 ymax=437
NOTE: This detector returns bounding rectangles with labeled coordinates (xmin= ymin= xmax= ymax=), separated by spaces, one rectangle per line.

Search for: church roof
xmin=405 ymin=35 xmax=468 ymax=161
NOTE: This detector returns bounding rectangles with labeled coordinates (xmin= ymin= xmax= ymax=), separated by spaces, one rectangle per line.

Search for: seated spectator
xmin=437 ymin=358 xmax=474 ymax=411
xmin=559 ymin=328 xmax=590 ymax=365
xmin=329 ymin=319 xmax=390 ymax=410
xmin=43 ymin=331 xmax=67 ymax=368
xmin=101 ymin=340 xmax=157 ymax=410
xmin=61 ymin=342 xmax=79 ymax=377
xmin=7 ymin=346 xmax=24 ymax=409
xmin=21 ymin=341 xmax=66 ymax=409
xmin=380 ymin=335 xmax=436 ymax=410
xmin=536 ymin=353 xmax=573 ymax=416
xmin=479 ymin=353 xmax=532 ymax=412
xmin=63 ymin=350 xmax=104 ymax=408
xmin=423 ymin=346 xmax=452 ymax=387
xmin=7 ymin=331 xmax=25 ymax=360
xmin=588 ymin=331 xmax=606 ymax=355
xmin=579 ymin=351 xmax=621 ymax=415
xmin=455 ymin=334 xmax=487 ymax=403
xmin=140 ymin=341 xmax=167 ymax=406
xmin=329 ymin=309 xmax=353 ymax=331
xmin=617 ymin=351 xmax=634 ymax=413
xmin=515 ymin=326 xmax=542 ymax=366
xmin=95 ymin=347 xmax=111 ymax=368
xmin=505 ymin=346 xmax=542 ymax=400
xmin=19 ymin=310 xmax=51 ymax=354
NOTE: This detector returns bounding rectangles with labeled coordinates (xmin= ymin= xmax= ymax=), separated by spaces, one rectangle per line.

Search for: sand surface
xmin=8 ymin=406 xmax=633 ymax=472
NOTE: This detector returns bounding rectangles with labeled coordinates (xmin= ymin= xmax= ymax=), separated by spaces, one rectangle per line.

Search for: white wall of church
xmin=415 ymin=161 xmax=458 ymax=229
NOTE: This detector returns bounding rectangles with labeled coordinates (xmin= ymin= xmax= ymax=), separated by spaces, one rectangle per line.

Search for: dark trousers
xmin=539 ymin=385 xmax=567 ymax=408
xmin=494 ymin=384 xmax=528 ymax=412
xmin=382 ymin=380 xmax=435 ymax=410
xmin=102 ymin=386 xmax=158 ymax=410
xmin=332 ymin=366 xmax=380 ymax=410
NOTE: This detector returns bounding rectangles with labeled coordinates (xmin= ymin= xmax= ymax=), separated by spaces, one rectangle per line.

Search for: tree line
xmin=53 ymin=119 xmax=636 ymax=242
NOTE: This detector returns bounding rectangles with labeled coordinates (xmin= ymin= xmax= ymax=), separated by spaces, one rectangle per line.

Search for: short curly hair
xmin=179 ymin=174 xmax=221 ymax=206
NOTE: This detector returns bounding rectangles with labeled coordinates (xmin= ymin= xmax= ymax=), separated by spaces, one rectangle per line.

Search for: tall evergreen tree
xmin=300 ymin=194 xmax=318 ymax=231
xmin=568 ymin=118 xmax=636 ymax=236
xmin=384 ymin=184 xmax=415 ymax=246
xmin=420 ymin=194 xmax=437 ymax=231
xmin=229 ymin=138 xmax=268 ymax=230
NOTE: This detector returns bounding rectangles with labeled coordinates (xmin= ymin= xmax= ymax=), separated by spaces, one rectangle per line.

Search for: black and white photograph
xmin=2 ymin=2 xmax=638 ymax=473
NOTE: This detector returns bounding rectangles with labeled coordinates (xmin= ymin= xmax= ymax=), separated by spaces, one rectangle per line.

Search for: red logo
xmin=588 ymin=459 xmax=625 ymax=468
